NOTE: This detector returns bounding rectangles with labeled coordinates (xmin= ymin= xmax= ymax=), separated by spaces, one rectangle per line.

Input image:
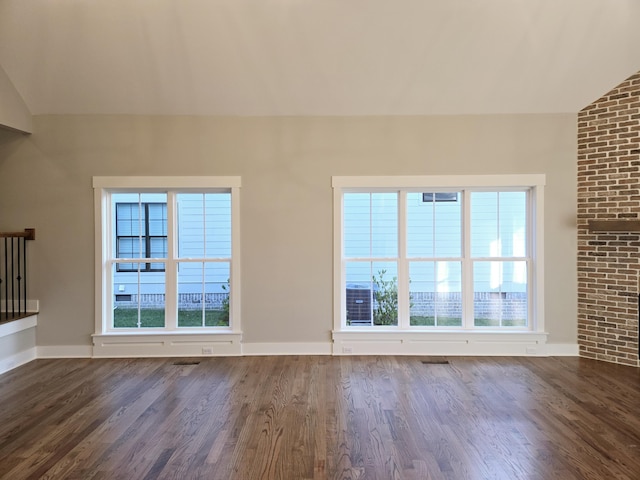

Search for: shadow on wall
xmin=0 ymin=127 xmax=29 ymax=167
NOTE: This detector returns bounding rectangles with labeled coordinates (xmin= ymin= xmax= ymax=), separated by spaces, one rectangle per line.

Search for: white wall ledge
xmin=92 ymin=332 xmax=243 ymax=357
xmin=0 ymin=314 xmax=37 ymax=339
xmin=332 ymin=330 xmax=549 ymax=356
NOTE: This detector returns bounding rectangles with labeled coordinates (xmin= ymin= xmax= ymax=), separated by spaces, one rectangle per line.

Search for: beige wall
xmin=0 ymin=114 xmax=577 ymax=348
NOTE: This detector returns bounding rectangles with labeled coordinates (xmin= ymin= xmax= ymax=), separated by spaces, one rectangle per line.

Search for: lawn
xmin=113 ymin=308 xmax=229 ymax=328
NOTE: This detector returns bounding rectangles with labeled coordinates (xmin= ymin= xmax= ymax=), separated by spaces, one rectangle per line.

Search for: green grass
xmin=410 ymin=316 xmax=526 ymax=327
xmin=113 ymin=308 xmax=229 ymax=328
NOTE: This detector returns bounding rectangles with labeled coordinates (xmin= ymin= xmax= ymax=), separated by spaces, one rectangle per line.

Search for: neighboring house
xmin=111 ymin=192 xmax=232 ymax=323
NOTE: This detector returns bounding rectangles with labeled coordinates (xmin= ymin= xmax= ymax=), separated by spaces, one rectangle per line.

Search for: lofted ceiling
xmin=0 ymin=0 xmax=639 ymax=116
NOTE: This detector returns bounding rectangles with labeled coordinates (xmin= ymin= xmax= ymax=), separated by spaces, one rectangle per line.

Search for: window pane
xmin=344 ymin=193 xmax=397 ymax=258
xmin=345 ymin=261 xmax=398 ymax=326
xmin=112 ymin=263 xmax=165 ymax=328
xmin=344 ymin=193 xmax=373 ymax=258
xmin=409 ymin=261 xmax=462 ymax=327
xmin=371 ymin=193 xmax=398 ymax=258
xmin=345 ymin=262 xmax=373 ymax=326
xmin=407 ymin=192 xmax=461 ymax=258
xmin=178 ymin=194 xmax=205 ymax=258
xmin=178 ymin=262 xmax=230 ymax=327
xmin=471 ymin=191 xmax=527 ymax=258
xmin=178 ymin=193 xmax=232 ymax=258
xmin=114 ymin=194 xmax=167 ymax=265
xmin=205 ymin=193 xmax=232 ymax=258
xmin=204 ymin=262 xmax=230 ymax=326
xmin=499 ymin=192 xmax=527 ymax=257
xmin=473 ymin=261 xmax=527 ymax=327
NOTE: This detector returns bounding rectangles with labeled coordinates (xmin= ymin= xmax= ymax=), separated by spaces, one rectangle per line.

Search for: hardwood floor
xmin=1 ymin=355 xmax=640 ymax=479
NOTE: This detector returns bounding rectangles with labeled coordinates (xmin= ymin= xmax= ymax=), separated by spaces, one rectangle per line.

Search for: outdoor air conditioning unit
xmin=346 ymin=285 xmax=372 ymax=326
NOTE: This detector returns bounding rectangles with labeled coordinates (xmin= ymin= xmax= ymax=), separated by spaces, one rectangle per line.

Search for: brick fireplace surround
xmin=578 ymin=71 xmax=640 ymax=367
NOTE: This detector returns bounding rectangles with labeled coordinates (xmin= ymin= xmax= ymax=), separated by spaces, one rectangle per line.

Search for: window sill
xmin=332 ymin=329 xmax=548 ymax=356
xmin=92 ymin=330 xmax=242 ymax=357
xmin=97 ymin=329 xmax=239 ymax=335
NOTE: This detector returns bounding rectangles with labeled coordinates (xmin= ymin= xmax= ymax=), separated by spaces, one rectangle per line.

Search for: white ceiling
xmin=1 ymin=0 xmax=639 ymax=116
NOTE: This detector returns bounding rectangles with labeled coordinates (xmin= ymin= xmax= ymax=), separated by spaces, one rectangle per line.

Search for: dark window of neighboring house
xmin=116 ymin=203 xmax=167 ymax=272
xmin=422 ymin=192 xmax=459 ymax=202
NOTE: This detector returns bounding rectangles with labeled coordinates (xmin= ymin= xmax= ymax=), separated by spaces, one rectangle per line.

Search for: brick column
xmin=577 ymin=72 xmax=640 ymax=366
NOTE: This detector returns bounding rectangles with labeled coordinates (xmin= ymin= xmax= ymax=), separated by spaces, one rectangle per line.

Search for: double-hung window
xmin=93 ymin=177 xmax=241 ymax=339
xmin=333 ymin=175 xmax=545 ymax=334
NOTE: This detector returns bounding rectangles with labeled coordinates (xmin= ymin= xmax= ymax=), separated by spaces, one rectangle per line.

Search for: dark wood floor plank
xmin=2 ymin=356 xmax=640 ymax=479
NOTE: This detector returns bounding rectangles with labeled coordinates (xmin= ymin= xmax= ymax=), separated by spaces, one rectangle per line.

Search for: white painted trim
xmin=532 ymin=183 xmax=545 ymax=333
xmin=242 ymin=342 xmax=332 ymax=356
xmin=546 ymin=343 xmax=579 ymax=356
xmin=92 ymin=332 xmax=242 ymax=357
xmin=332 ymin=331 xmax=549 ymax=356
xmin=0 ymin=314 xmax=37 ymax=338
xmin=332 ymin=174 xmax=547 ymax=338
xmin=332 ymin=185 xmax=344 ymax=331
xmin=230 ymin=184 xmax=242 ymax=333
xmin=93 ymin=177 xmax=242 ymax=337
xmin=94 ymin=186 xmax=108 ymax=334
xmin=0 ymin=348 xmax=37 ymax=375
xmin=332 ymin=174 xmax=546 ymax=189
xmin=93 ymin=176 xmax=241 ymax=189
xmin=0 ymin=339 xmax=581 ymax=362
xmin=38 ymin=345 xmax=93 ymax=358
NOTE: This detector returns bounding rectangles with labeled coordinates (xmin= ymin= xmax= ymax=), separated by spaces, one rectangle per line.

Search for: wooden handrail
xmin=0 ymin=228 xmax=35 ymax=240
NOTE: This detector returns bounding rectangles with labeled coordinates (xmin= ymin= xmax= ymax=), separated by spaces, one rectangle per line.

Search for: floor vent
xmin=173 ymin=360 xmax=201 ymax=366
xmin=421 ymin=358 xmax=449 ymax=365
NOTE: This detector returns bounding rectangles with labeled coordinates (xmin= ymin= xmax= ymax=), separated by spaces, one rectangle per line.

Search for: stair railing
xmin=0 ymin=228 xmax=35 ymax=321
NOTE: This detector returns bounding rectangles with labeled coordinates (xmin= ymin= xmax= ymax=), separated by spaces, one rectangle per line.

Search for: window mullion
xmin=144 ymin=203 xmax=151 ymax=271
xmin=165 ymin=192 xmax=178 ymax=330
xmin=462 ymin=190 xmax=474 ymax=329
xmin=397 ymin=191 xmax=409 ymax=328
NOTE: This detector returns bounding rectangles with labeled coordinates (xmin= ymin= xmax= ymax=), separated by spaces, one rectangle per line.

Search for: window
xmin=94 ymin=177 xmax=241 ymax=337
xmin=333 ymin=175 xmax=544 ymax=333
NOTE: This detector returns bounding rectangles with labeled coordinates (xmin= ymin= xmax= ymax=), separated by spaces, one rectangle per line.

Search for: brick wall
xmin=577 ymin=72 xmax=640 ymax=367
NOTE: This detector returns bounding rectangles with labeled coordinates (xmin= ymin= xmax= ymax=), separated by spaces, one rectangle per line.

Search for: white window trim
xmin=92 ymin=176 xmax=242 ymax=358
xmin=332 ymin=175 xmax=547 ymax=356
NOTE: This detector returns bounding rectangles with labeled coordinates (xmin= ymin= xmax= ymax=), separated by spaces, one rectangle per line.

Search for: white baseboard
xmin=0 ymin=347 xmax=37 ymax=375
xmin=242 ymin=342 xmax=332 ymax=356
xmin=546 ymin=343 xmax=579 ymax=356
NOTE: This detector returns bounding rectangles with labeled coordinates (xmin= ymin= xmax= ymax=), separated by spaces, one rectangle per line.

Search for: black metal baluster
xmin=10 ymin=238 xmax=15 ymax=317
xmin=23 ymin=237 xmax=27 ymax=314
xmin=4 ymin=238 xmax=8 ymax=319
xmin=17 ymin=237 xmax=22 ymax=315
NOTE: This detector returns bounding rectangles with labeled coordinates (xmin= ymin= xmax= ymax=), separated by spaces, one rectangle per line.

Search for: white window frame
xmin=332 ymin=175 xmax=547 ymax=356
xmin=92 ymin=176 xmax=242 ymax=357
